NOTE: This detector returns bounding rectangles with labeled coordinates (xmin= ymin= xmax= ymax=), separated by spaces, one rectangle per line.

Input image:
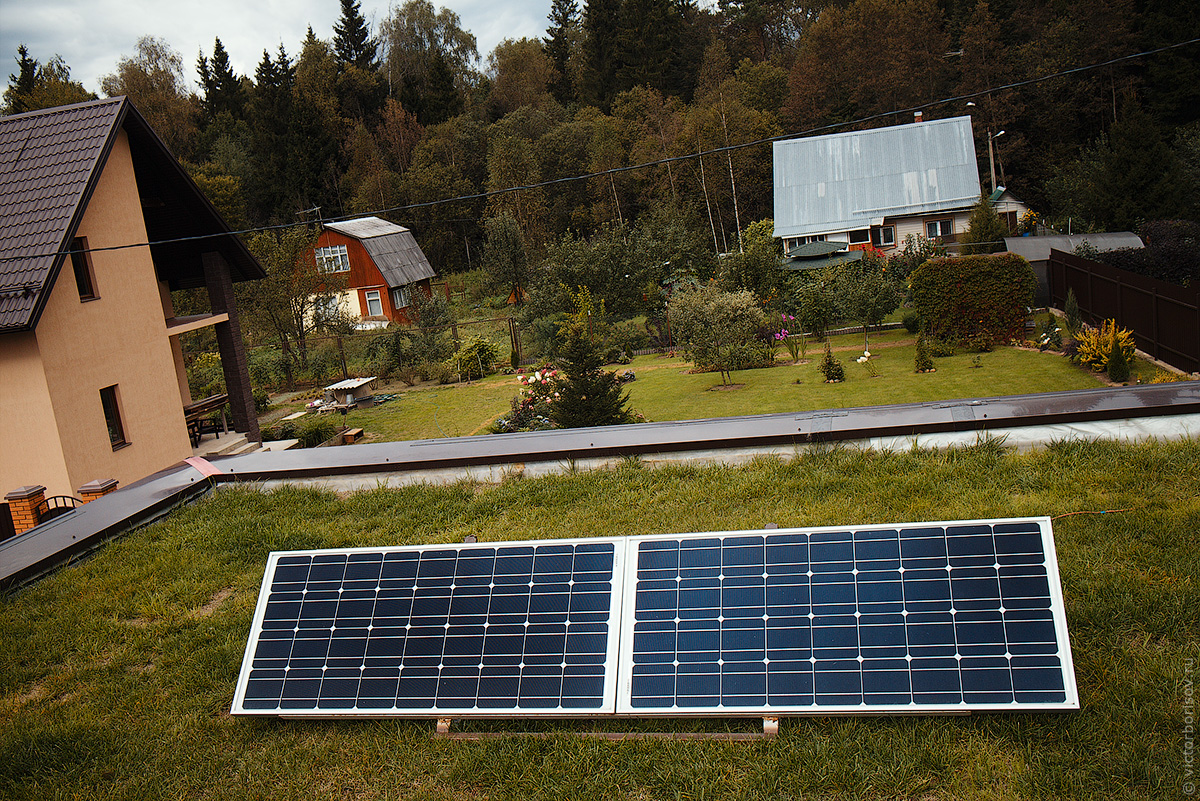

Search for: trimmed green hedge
xmin=910 ymin=254 xmax=1036 ymax=343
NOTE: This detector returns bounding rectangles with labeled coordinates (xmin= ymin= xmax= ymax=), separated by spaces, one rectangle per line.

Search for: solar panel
xmin=232 ymin=518 xmax=1077 ymax=718
xmin=617 ymin=519 xmax=1077 ymax=714
xmin=231 ymin=539 xmax=625 ymax=716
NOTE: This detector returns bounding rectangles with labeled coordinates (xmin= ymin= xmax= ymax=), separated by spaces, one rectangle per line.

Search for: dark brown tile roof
xmin=0 ymin=97 xmax=265 ymax=334
xmin=0 ymin=98 xmax=123 ymax=331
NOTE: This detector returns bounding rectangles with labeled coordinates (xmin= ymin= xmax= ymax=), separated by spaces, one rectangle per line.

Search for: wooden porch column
xmin=203 ymin=252 xmax=261 ymax=442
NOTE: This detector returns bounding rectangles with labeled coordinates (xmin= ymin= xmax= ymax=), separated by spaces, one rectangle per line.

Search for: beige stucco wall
xmin=1 ymin=129 xmax=193 ymax=499
xmin=0 ymin=332 xmax=72 ymax=497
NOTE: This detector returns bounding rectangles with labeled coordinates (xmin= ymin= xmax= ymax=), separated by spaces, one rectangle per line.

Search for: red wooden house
xmin=314 ymin=217 xmax=436 ymax=328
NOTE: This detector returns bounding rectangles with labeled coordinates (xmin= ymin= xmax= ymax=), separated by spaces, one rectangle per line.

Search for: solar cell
xmin=233 ymin=518 xmax=1077 ymax=718
xmin=232 ymin=539 xmax=624 ymax=716
xmin=617 ymin=519 xmax=1077 ymax=714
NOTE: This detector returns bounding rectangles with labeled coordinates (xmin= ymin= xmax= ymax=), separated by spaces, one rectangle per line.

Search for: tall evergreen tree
xmin=4 ymin=52 xmax=97 ymax=114
xmin=544 ymin=0 xmax=579 ymax=104
xmin=248 ymin=46 xmax=298 ymax=221
xmin=582 ymin=0 xmax=622 ymax=110
xmin=197 ymin=38 xmax=247 ymax=123
xmin=4 ymin=45 xmax=38 ymax=113
xmin=334 ymin=0 xmax=378 ymax=69
xmin=616 ymin=0 xmax=677 ymax=95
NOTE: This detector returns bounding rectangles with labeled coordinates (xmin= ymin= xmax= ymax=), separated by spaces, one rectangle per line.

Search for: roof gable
xmin=773 ymin=116 xmax=982 ymax=239
xmin=0 ymin=98 xmax=123 ymax=331
xmin=323 ymin=216 xmax=436 ymax=288
xmin=0 ymin=97 xmax=264 ymax=333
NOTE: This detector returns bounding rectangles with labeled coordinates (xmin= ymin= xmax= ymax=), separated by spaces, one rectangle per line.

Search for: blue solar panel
xmin=618 ymin=519 xmax=1077 ymax=714
xmin=233 ymin=518 xmax=1077 ymax=718
xmin=232 ymin=539 xmax=622 ymax=716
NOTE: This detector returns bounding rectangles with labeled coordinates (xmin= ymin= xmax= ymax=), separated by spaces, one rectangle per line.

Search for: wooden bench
xmin=343 ymin=428 xmax=364 ymax=444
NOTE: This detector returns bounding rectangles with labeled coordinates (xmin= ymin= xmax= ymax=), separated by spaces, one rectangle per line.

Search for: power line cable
xmin=2 ymin=36 xmax=1196 ymax=271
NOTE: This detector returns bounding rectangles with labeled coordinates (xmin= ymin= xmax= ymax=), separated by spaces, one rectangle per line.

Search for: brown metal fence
xmin=1048 ymin=248 xmax=1200 ymax=373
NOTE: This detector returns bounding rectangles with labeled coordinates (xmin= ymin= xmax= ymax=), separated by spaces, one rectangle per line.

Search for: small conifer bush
xmin=819 ymin=343 xmax=845 ymax=382
xmin=915 ymin=332 xmax=934 ymax=372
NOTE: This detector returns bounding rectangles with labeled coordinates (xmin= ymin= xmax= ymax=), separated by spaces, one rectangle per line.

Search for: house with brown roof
xmin=0 ymin=97 xmax=265 ymax=504
xmin=313 ymin=217 xmax=436 ymax=328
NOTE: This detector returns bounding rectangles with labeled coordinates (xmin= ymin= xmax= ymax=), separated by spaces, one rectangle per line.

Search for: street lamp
xmin=988 ymin=130 xmax=1006 ymax=193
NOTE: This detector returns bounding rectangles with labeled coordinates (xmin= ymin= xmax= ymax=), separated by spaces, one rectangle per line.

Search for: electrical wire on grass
xmin=1051 ymin=508 xmax=1134 ymax=520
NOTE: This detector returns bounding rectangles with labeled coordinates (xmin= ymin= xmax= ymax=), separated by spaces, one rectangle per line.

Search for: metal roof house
xmin=0 ymin=97 xmax=265 ymax=504
xmin=314 ymin=217 xmax=437 ymax=328
xmin=773 ymin=115 xmax=1026 ymax=255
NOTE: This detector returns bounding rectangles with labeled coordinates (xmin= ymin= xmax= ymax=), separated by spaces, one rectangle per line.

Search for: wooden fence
xmin=1048 ymin=248 xmax=1199 ymax=373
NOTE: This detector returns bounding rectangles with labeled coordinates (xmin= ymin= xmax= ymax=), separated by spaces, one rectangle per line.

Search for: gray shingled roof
xmin=0 ymin=97 xmax=263 ymax=333
xmin=774 ymin=116 xmax=982 ymax=240
xmin=323 ymin=217 xmax=436 ymax=288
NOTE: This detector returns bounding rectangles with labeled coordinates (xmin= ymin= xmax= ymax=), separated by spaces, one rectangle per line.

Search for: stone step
xmin=260 ymin=439 xmax=301 ymax=451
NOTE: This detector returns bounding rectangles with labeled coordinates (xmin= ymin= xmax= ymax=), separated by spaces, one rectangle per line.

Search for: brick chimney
xmin=914 ymin=111 xmax=924 ymax=123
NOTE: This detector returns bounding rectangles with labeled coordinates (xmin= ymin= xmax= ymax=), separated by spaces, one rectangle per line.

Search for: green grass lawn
xmin=307 ymin=330 xmax=1120 ymax=443
xmin=2 ymin=439 xmax=1197 ymax=799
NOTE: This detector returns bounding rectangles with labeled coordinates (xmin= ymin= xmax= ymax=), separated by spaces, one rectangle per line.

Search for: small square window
xmin=100 ymin=385 xmax=127 ymax=449
xmin=71 ymin=237 xmax=97 ymax=300
xmin=364 ymin=290 xmax=383 ymax=317
xmin=391 ymin=285 xmax=411 ymax=309
xmin=871 ymin=226 xmax=896 ymax=247
xmin=926 ymin=220 xmax=953 ymax=239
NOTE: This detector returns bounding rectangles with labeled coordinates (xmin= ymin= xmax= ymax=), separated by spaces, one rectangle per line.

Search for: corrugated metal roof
xmin=774 ymin=116 xmax=982 ymax=239
xmin=1003 ymin=233 xmax=1144 ymax=262
xmin=0 ymin=97 xmax=265 ymax=333
xmin=324 ymin=216 xmax=437 ymax=288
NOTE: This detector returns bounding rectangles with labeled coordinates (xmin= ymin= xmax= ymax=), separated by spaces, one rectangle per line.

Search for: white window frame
xmin=364 ymin=290 xmax=383 ymax=317
xmin=391 ymin=285 xmax=412 ymax=310
xmin=871 ymin=226 xmax=896 ymax=247
xmin=315 ymin=244 xmax=350 ymax=273
xmin=926 ymin=219 xmax=953 ymax=239
xmin=848 ymin=229 xmax=870 ymax=244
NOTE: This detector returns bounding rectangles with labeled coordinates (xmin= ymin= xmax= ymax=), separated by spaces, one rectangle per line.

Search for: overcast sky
xmin=0 ymin=0 xmax=551 ymax=97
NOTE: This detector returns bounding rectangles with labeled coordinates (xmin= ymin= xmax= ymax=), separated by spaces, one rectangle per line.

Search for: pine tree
xmin=915 ymin=331 xmax=934 ymax=373
xmin=4 ymin=45 xmax=38 ymax=113
xmin=544 ymin=0 xmax=578 ymax=104
xmin=1064 ymin=288 xmax=1082 ymax=336
xmin=960 ymin=192 xmax=1009 ymax=255
xmin=581 ymin=0 xmax=621 ymax=109
xmin=334 ymin=0 xmax=377 ymax=70
xmin=549 ymin=326 xmax=633 ymax=429
xmin=198 ymin=38 xmax=246 ymax=123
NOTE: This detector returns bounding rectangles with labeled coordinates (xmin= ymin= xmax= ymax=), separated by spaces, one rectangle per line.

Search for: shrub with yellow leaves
xmin=1074 ymin=319 xmax=1136 ymax=371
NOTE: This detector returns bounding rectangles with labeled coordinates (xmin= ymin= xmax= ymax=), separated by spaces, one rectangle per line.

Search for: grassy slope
xmin=3 ymin=439 xmax=1197 ymax=800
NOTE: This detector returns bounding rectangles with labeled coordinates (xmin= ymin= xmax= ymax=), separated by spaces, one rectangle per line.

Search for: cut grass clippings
xmin=3 ymin=438 xmax=1198 ymax=799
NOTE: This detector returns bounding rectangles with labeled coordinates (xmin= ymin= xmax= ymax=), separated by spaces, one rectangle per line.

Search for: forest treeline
xmin=4 ymin=0 xmax=1198 ymax=274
